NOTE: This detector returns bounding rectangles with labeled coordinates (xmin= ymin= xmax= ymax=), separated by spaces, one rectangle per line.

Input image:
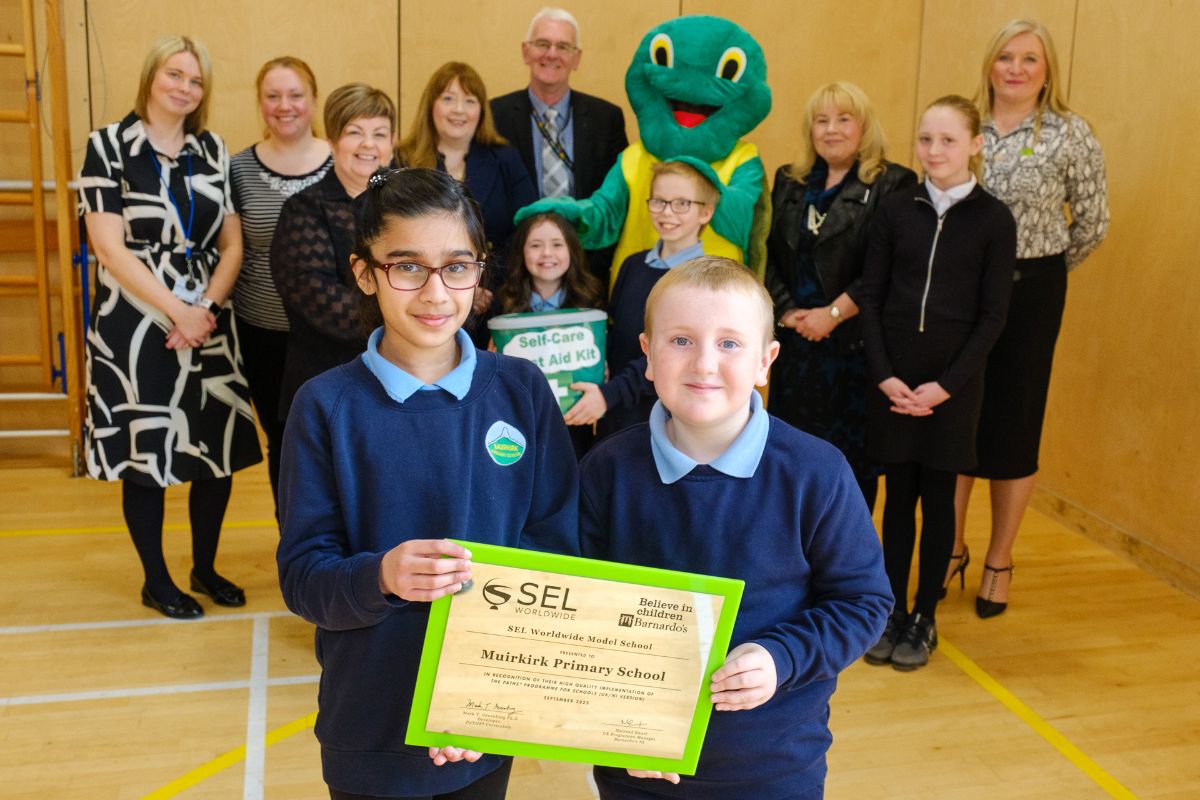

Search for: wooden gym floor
xmin=0 ymin=458 xmax=1197 ymax=799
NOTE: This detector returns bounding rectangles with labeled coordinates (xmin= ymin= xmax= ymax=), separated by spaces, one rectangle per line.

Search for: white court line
xmin=0 ymin=674 xmax=318 ymax=707
xmin=243 ymin=616 xmax=270 ymax=800
xmin=0 ymin=610 xmax=295 ymax=635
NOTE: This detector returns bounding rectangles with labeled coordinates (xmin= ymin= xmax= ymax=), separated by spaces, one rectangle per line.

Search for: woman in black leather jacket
xmin=765 ymin=81 xmax=916 ymax=510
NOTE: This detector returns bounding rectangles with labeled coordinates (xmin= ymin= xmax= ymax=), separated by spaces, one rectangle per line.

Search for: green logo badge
xmin=485 ymin=421 xmax=526 ymax=466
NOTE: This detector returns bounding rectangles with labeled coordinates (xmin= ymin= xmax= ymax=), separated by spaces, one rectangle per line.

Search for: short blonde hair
xmin=650 ymin=160 xmax=720 ymax=207
xmin=922 ymin=94 xmax=984 ymax=181
xmin=644 ymin=257 xmax=774 ymax=344
xmin=255 ymin=56 xmax=320 ymax=138
xmin=786 ymin=81 xmax=889 ymax=185
xmin=323 ymin=83 xmax=396 ymax=143
xmin=973 ymin=19 xmax=1074 ymax=138
xmin=135 ymin=34 xmax=213 ymax=134
xmin=396 ymin=62 xmax=507 ymax=169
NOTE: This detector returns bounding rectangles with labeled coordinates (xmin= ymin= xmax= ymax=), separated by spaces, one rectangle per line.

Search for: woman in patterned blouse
xmin=230 ymin=56 xmax=331 ymax=510
xmin=948 ymin=19 xmax=1110 ymax=618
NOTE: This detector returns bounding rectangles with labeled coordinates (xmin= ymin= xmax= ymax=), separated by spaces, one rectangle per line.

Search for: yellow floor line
xmin=144 ymin=640 xmax=1144 ymax=798
xmin=0 ymin=519 xmax=277 ymax=538
xmin=939 ymin=636 xmax=1139 ymax=800
xmin=141 ymin=711 xmax=317 ymax=799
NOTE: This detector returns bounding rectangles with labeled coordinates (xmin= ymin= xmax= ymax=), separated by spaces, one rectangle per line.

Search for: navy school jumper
xmin=580 ymin=414 xmax=893 ymax=798
xmin=277 ymin=350 xmax=579 ymax=797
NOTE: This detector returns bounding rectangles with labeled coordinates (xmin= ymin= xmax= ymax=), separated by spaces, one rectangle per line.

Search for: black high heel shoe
xmin=976 ymin=563 xmax=1014 ymax=619
xmin=141 ymin=585 xmax=203 ymax=619
xmin=939 ymin=545 xmax=971 ymax=600
xmin=190 ymin=570 xmax=246 ymax=607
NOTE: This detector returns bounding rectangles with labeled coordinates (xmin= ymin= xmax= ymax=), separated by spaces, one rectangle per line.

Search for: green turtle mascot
xmin=517 ymin=15 xmax=772 ymax=287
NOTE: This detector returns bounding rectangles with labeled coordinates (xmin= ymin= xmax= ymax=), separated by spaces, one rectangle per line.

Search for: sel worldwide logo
xmin=482 ymin=579 xmax=512 ymax=610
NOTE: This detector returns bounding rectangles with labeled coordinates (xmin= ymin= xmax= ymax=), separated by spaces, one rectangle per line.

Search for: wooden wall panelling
xmin=680 ymin=1 xmax=924 ymax=178
xmin=7 ymin=0 xmax=1195 ymax=584
xmin=397 ymin=0 xmax=679 ymax=149
xmin=1038 ymin=0 xmax=1200 ymax=574
xmin=73 ymin=0 xmax=398 ymax=154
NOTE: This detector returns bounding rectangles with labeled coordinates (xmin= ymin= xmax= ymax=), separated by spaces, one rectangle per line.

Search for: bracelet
xmin=198 ymin=297 xmax=216 ymax=312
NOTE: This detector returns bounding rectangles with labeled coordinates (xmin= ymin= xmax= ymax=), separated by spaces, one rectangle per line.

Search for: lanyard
xmin=148 ymin=148 xmax=195 ymax=263
xmin=531 ymin=108 xmax=575 ymax=171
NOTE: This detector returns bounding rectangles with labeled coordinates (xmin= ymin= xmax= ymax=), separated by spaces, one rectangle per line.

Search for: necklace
xmin=806 ymin=204 xmax=827 ymax=234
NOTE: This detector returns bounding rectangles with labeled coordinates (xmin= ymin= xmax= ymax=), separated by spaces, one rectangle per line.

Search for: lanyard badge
xmin=150 ymin=148 xmax=205 ymax=304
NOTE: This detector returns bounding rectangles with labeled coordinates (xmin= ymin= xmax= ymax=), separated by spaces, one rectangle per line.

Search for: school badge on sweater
xmin=485 ymin=421 xmax=526 ymax=466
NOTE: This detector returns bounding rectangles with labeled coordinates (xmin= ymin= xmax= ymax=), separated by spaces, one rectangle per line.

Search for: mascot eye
xmin=716 ymin=47 xmax=747 ymax=82
xmin=650 ymin=33 xmax=674 ymax=68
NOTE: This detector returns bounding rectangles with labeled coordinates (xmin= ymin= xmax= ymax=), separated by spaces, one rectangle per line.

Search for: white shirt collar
xmin=924 ymin=175 xmax=977 ymax=217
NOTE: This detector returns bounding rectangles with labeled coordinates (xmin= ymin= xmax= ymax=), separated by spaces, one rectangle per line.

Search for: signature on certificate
xmin=463 ymin=699 xmax=523 ymax=719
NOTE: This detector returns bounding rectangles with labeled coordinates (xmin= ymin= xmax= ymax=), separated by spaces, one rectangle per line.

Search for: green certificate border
xmin=406 ymin=540 xmax=744 ymax=774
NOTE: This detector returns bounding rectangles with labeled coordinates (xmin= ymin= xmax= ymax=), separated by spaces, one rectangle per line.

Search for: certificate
xmin=406 ymin=541 xmax=743 ymax=775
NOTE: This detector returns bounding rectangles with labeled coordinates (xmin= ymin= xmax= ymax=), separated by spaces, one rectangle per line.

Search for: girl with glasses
xmin=277 ymin=167 xmax=579 ymax=800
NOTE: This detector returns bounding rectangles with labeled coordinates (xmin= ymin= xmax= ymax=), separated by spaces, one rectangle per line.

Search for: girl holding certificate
xmin=276 ymin=167 xmax=579 ymax=800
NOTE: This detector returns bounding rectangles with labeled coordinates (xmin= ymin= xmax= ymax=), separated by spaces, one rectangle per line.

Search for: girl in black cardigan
xmin=858 ymin=96 xmax=1016 ymax=671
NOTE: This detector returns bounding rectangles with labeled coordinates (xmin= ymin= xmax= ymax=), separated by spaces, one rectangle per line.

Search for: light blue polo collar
xmin=644 ymin=239 xmax=705 ymax=271
xmin=648 ymin=391 xmax=769 ymax=484
xmin=362 ymin=327 xmax=476 ymax=403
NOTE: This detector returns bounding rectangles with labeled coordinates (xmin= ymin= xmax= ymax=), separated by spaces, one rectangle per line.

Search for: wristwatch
xmin=828 ymin=303 xmax=842 ymax=322
xmin=198 ymin=297 xmax=216 ymax=312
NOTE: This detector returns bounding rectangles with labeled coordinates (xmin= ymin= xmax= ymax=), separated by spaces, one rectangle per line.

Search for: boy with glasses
xmin=565 ymin=160 xmax=719 ymax=439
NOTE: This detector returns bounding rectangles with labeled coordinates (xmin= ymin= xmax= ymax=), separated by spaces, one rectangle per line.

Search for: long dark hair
xmin=351 ymin=167 xmax=490 ymax=331
xmin=497 ymin=212 xmax=604 ymax=314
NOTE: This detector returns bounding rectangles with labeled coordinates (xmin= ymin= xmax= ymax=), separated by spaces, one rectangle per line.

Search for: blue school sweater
xmin=598 ymin=250 xmax=664 ymax=436
xmin=277 ymin=349 xmax=580 ymax=797
xmin=580 ymin=409 xmax=892 ymax=798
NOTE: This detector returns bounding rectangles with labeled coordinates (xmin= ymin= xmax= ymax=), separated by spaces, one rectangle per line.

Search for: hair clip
xmin=368 ymin=171 xmax=390 ymax=189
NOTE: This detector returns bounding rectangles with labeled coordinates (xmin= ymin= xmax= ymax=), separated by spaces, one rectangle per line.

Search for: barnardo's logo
xmin=485 ymin=421 xmax=526 ymax=466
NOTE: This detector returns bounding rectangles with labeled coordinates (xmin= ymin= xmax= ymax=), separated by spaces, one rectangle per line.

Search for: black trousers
xmin=328 ymin=759 xmax=512 ymax=800
xmin=881 ymin=462 xmax=956 ymax=619
xmin=235 ymin=316 xmax=289 ymax=511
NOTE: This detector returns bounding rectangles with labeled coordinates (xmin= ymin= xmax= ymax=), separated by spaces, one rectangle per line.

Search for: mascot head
xmin=626 ymin=16 xmax=771 ymax=164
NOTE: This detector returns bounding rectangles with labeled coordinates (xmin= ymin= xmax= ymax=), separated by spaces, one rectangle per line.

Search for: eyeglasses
xmin=647 ymin=198 xmax=706 ymax=214
xmin=368 ymin=257 xmax=486 ymax=291
xmin=526 ymin=39 xmax=578 ymax=55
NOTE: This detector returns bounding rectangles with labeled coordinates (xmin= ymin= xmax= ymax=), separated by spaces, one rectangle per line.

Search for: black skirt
xmin=867 ymin=325 xmax=985 ymax=473
xmin=966 ymin=254 xmax=1067 ymax=479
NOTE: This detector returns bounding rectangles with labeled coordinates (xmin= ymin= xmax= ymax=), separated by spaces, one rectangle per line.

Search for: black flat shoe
xmin=141 ymin=585 xmax=204 ymax=619
xmin=190 ymin=570 xmax=246 ymax=607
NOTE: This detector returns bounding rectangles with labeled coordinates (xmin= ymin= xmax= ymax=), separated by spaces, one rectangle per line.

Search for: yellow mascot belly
xmin=610 ymin=140 xmax=759 ymax=290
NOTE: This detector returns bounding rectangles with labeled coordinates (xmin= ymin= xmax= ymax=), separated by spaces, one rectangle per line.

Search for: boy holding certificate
xmin=579 ymin=257 xmax=893 ymax=799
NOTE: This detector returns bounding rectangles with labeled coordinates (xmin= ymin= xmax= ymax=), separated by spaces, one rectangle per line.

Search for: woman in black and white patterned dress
xmin=78 ymin=35 xmax=261 ymax=619
xmin=948 ymin=19 xmax=1109 ymax=618
xmin=230 ymin=56 xmax=331 ymax=509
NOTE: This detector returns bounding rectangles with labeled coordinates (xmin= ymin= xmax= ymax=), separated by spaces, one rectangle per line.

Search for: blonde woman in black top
xmin=764 ymin=82 xmax=916 ymax=511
